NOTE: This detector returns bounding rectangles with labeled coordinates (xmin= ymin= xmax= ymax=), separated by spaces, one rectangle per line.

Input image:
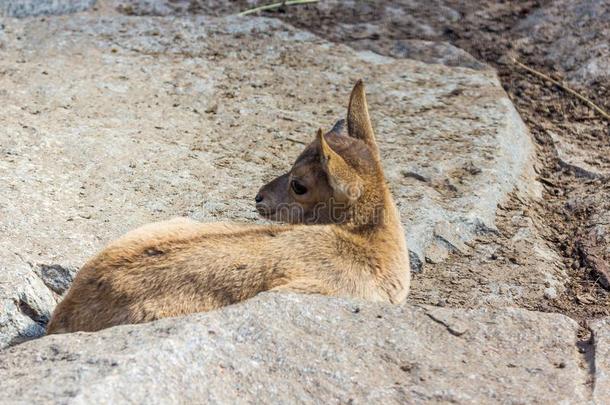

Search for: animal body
xmin=47 ymin=81 xmax=410 ymax=334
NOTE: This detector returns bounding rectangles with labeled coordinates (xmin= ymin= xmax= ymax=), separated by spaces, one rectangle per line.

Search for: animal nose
xmin=255 ymin=193 xmax=264 ymax=203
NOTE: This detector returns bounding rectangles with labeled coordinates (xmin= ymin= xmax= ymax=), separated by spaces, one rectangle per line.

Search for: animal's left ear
xmin=317 ymin=129 xmax=363 ymax=204
xmin=347 ymin=80 xmax=379 ymax=157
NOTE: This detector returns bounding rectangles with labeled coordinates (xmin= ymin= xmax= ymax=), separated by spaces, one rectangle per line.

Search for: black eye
xmin=291 ymin=180 xmax=308 ymax=195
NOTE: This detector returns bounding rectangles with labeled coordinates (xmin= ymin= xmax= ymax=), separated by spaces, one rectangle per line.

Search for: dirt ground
xmin=112 ymin=0 xmax=610 ymax=322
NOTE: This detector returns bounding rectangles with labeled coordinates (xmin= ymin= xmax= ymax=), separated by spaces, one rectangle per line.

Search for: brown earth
xmin=152 ymin=0 xmax=610 ymax=322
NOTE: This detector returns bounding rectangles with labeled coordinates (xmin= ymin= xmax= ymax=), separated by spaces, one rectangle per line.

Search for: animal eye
xmin=291 ymin=180 xmax=308 ymax=195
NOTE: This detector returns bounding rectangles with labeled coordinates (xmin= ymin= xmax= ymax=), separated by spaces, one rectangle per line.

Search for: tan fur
xmin=47 ymin=81 xmax=410 ymax=334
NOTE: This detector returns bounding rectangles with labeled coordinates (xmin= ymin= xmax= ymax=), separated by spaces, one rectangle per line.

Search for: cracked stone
xmin=425 ymin=306 xmax=469 ymax=336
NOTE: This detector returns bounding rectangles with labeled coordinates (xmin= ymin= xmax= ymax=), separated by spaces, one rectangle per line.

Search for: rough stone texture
xmin=514 ymin=0 xmax=610 ymax=86
xmin=0 ymin=13 xmax=536 ymax=346
xmin=549 ymin=130 xmax=609 ymax=179
xmin=378 ymin=39 xmax=488 ymax=71
xmin=0 ymin=256 xmax=56 ymax=348
xmin=0 ymin=0 xmax=96 ymax=17
xmin=108 ymin=0 xmax=609 ymax=88
xmin=566 ymin=189 xmax=610 ymax=292
xmin=105 ymin=0 xmax=490 ymax=72
xmin=0 ymin=294 xmax=591 ymax=403
xmin=591 ymin=317 xmax=610 ymax=402
xmin=33 ymin=264 xmax=77 ymax=296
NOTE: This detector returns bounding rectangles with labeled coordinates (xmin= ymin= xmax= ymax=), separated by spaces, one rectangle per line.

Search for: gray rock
xmin=33 ymin=264 xmax=78 ymax=296
xmin=433 ymin=220 xmax=472 ymax=256
xmin=0 ymin=0 xmax=96 ymax=17
xmin=424 ymin=241 xmax=449 ymax=264
xmin=543 ymin=287 xmax=558 ymax=300
xmin=0 ymin=294 xmax=592 ymax=403
xmin=0 ymin=256 xmax=57 ymax=348
xmin=0 ymin=13 xmax=536 ymax=347
xmin=591 ymin=317 xmax=610 ymax=402
xmin=107 ymin=0 xmax=609 ymax=87
xmin=381 ymin=39 xmax=488 ymax=70
xmin=549 ymin=130 xmax=609 ymax=179
xmin=514 ymin=0 xmax=610 ymax=86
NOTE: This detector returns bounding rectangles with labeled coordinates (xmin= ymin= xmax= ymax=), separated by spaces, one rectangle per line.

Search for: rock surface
xmin=0 ymin=12 xmax=536 ymax=346
xmin=514 ymin=0 xmax=610 ymax=86
xmin=0 ymin=0 xmax=95 ymax=17
xmin=0 ymin=294 xmax=593 ymax=403
xmin=549 ymin=130 xmax=610 ymax=179
xmin=115 ymin=0 xmax=609 ymax=88
xmin=0 ymin=256 xmax=57 ymax=348
xmin=591 ymin=317 xmax=610 ymax=402
xmin=378 ymin=39 xmax=488 ymax=71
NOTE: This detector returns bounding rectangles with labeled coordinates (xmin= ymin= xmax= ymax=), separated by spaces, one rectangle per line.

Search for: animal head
xmin=255 ymin=80 xmax=388 ymax=225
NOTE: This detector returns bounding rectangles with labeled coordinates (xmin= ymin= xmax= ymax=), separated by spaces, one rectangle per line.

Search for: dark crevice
xmin=424 ymin=312 xmax=468 ymax=337
xmin=8 ymin=298 xmax=50 ymax=348
xmin=16 ymin=298 xmax=49 ymax=327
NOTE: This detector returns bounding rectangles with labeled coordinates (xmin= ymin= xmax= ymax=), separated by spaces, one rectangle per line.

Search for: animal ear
xmin=317 ymin=129 xmax=363 ymax=203
xmin=347 ymin=80 xmax=378 ymax=149
xmin=328 ymin=119 xmax=345 ymax=136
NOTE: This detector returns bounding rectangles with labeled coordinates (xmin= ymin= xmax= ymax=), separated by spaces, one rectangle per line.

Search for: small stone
xmin=434 ymin=221 xmax=472 ymax=256
xmin=425 ymin=242 xmax=449 ymax=264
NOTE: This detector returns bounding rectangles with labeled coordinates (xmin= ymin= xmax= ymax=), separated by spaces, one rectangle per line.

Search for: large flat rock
xmin=0 ymin=294 xmax=592 ymax=403
xmin=0 ymin=14 xmax=536 ymax=346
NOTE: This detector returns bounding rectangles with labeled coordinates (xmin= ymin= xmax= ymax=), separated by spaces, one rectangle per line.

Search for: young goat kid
xmin=47 ymin=80 xmax=410 ymax=334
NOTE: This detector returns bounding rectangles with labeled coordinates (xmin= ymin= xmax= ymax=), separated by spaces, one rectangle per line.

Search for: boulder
xmin=0 ymin=294 xmax=592 ymax=403
xmin=0 ymin=13 xmax=535 ymax=346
